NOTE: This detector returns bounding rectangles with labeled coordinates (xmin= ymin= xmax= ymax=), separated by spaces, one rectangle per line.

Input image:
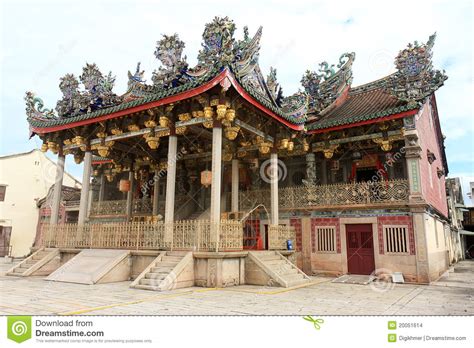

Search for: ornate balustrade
xmin=268 ymin=225 xmax=296 ymax=250
xmin=240 ymin=179 xmax=410 ymax=210
xmin=40 ymin=219 xmax=243 ymax=251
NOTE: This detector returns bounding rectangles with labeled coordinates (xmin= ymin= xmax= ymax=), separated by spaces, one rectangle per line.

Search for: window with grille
xmin=384 ymin=225 xmax=409 ymax=253
xmin=316 ymin=227 xmax=336 ymax=253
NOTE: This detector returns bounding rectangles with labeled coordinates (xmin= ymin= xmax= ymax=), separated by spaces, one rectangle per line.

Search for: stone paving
xmin=0 ymin=260 xmax=472 ymax=315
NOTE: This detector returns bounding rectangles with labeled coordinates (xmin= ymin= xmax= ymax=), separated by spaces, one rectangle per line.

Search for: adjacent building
xmin=0 ymin=150 xmax=80 ymax=257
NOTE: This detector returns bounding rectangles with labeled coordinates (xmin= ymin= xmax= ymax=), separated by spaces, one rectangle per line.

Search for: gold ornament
xmin=178 ymin=113 xmax=191 ymax=122
xmin=258 ymin=142 xmax=272 ymax=154
xmin=127 ymin=124 xmax=140 ymax=132
xmin=176 ymin=126 xmax=188 ymax=135
xmin=96 ymin=131 xmax=107 ymax=138
xmin=144 ymin=119 xmax=157 ymax=128
xmin=203 ymin=120 xmax=213 ymax=129
xmin=97 ymin=145 xmax=110 ymax=157
xmin=145 ymin=136 xmax=160 ymax=150
xmin=203 ymin=106 xmax=214 ymax=119
xmin=287 ymin=141 xmax=294 ymax=152
xmin=225 ymin=109 xmax=236 ymax=122
xmin=225 ymin=126 xmax=240 ymax=140
xmin=40 ymin=142 xmax=48 ymax=152
xmin=73 ymin=136 xmax=85 ymax=145
xmin=279 ymin=138 xmax=289 ymax=150
xmin=74 ymin=152 xmax=84 ymax=164
xmin=63 ymin=139 xmax=72 ymax=146
xmin=110 ymin=127 xmax=123 ymax=135
xmin=159 ymin=116 xmax=170 ymax=128
xmin=216 ymin=104 xmax=227 ymax=120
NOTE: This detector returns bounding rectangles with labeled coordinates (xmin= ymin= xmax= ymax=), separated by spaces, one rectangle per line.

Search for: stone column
xmin=231 ymin=159 xmax=239 ymax=213
xmin=270 ymin=151 xmax=279 ymax=225
xmin=321 ymin=159 xmax=328 ymax=185
xmin=210 ymin=123 xmax=222 ymax=251
xmin=78 ymin=150 xmax=92 ymax=225
xmin=164 ymin=135 xmax=178 ymax=246
xmin=98 ymin=174 xmax=105 ymax=202
xmin=301 ymin=217 xmax=312 ymax=274
xmin=152 ymin=169 xmax=160 ymax=216
xmin=305 ymin=153 xmax=316 ymax=184
xmin=404 ymin=129 xmax=424 ymax=202
xmin=125 ymin=171 xmax=134 ymax=221
xmin=50 ymin=152 xmax=65 ymax=225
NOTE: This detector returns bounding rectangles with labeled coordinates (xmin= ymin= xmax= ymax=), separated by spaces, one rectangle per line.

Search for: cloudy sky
xmin=1 ymin=0 xmax=473 ymax=203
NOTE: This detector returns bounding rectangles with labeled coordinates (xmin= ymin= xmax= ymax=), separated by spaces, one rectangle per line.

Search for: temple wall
xmin=415 ymin=100 xmax=448 ymax=217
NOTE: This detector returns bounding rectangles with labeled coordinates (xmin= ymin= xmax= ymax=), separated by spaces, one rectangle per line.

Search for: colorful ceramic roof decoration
xmin=25 ymin=17 xmax=447 ymax=133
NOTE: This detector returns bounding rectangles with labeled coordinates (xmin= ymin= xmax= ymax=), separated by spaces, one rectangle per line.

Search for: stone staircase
xmin=131 ymin=251 xmax=194 ymax=291
xmin=6 ymin=248 xmax=59 ymax=277
xmin=248 ymin=251 xmax=311 ymax=287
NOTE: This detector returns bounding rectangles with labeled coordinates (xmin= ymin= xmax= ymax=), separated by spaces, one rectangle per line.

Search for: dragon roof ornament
xmin=384 ymin=33 xmax=447 ymax=103
xmin=300 ymin=52 xmax=355 ymax=114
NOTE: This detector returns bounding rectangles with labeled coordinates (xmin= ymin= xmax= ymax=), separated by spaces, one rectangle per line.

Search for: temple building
xmin=12 ymin=17 xmax=452 ymax=287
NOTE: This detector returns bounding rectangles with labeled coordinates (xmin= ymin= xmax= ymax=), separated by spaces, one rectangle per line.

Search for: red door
xmin=346 ymin=224 xmax=375 ymax=275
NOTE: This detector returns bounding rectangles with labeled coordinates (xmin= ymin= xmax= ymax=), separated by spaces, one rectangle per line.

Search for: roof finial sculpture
xmin=56 ymin=74 xmax=81 ymax=117
xmin=198 ymin=16 xmax=237 ymax=68
xmin=152 ymin=34 xmax=188 ymax=89
xmin=385 ymin=33 xmax=447 ymax=103
xmin=300 ymin=52 xmax=355 ymax=114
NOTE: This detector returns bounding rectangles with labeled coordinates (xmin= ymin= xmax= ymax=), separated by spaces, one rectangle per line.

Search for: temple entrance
xmin=356 ymin=168 xmax=378 ymax=182
xmin=0 ymin=226 xmax=12 ymax=257
xmin=346 ymin=224 xmax=375 ymax=275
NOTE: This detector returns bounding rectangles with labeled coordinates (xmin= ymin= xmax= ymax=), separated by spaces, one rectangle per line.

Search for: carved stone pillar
xmin=165 ymin=134 xmax=178 ymax=246
xmin=404 ymin=128 xmax=424 ymax=203
xmin=270 ymin=152 xmax=279 ymax=225
xmin=305 ymin=153 xmax=316 ymax=184
xmin=231 ymin=159 xmax=239 ymax=213
xmin=78 ymin=150 xmax=92 ymax=225
xmin=50 ymin=152 xmax=65 ymax=225
xmin=152 ymin=169 xmax=160 ymax=216
xmin=125 ymin=171 xmax=134 ymax=221
xmin=210 ymin=123 xmax=223 ymax=251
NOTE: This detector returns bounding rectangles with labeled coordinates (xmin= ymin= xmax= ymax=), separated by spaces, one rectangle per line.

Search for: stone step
xmin=13 ymin=268 xmax=26 ymax=274
xmin=264 ymin=259 xmax=286 ymax=266
xmin=258 ymin=254 xmax=280 ymax=261
xmin=151 ymin=266 xmax=174 ymax=273
xmin=157 ymin=261 xmax=179 ymax=268
xmin=134 ymin=284 xmax=161 ymax=291
xmin=278 ymin=268 xmax=298 ymax=276
xmin=161 ymin=256 xmax=183 ymax=262
xmin=140 ymin=278 xmax=165 ymax=286
xmin=145 ymin=272 xmax=168 ymax=280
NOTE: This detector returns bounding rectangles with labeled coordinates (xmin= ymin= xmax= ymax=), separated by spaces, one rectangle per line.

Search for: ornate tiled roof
xmin=305 ymin=86 xmax=419 ymax=131
xmin=25 ymin=19 xmax=446 ymax=134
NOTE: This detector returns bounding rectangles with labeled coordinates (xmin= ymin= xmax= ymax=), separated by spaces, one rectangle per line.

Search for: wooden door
xmin=0 ymin=226 xmax=12 ymax=257
xmin=346 ymin=224 xmax=375 ymax=275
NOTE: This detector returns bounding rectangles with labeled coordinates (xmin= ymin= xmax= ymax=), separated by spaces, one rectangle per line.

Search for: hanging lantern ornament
xmin=279 ymin=138 xmax=289 ymax=150
xmin=144 ymin=133 xmax=160 ymax=150
xmin=225 ymin=108 xmax=236 ymax=122
xmin=258 ymin=141 xmax=272 ymax=155
xmin=203 ymin=106 xmax=214 ymax=119
xmin=74 ymin=152 xmax=84 ymax=164
xmin=287 ymin=141 xmax=294 ymax=152
xmin=216 ymin=104 xmax=227 ymax=120
xmin=97 ymin=145 xmax=110 ymax=157
xmin=225 ymin=126 xmax=240 ymax=140
xmin=40 ymin=142 xmax=48 ymax=152
xmin=201 ymin=170 xmax=212 ymax=187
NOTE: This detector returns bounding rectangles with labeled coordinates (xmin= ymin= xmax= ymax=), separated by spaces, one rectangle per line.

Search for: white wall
xmin=0 ymin=150 xmax=80 ymax=257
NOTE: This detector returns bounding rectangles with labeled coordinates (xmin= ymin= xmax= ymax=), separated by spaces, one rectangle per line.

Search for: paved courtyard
xmin=1 ymin=261 xmax=473 ymax=316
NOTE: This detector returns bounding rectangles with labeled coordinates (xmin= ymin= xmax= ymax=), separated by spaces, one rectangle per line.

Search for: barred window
xmin=316 ymin=227 xmax=336 ymax=253
xmin=384 ymin=225 xmax=409 ymax=253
